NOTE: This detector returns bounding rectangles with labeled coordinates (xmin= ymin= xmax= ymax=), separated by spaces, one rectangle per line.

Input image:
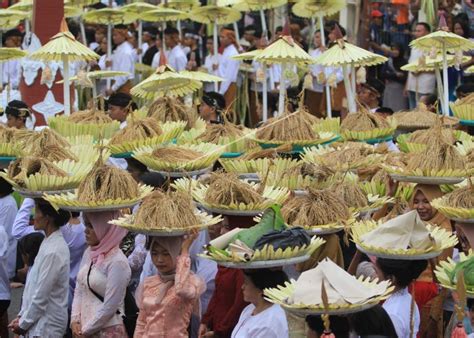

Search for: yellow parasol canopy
xmin=411 ymin=30 xmax=474 ymax=53
xmin=131 ymin=64 xmax=202 ymax=100
xmin=121 ymin=2 xmax=158 ymax=14
xmin=141 ymin=8 xmax=187 ymax=23
xmin=216 ymin=0 xmax=239 ymax=6
xmin=313 ymin=41 xmax=388 ymax=67
xmin=233 ymin=0 xmax=287 ymax=12
xmin=254 ymin=36 xmax=314 ymax=65
xmin=65 ymin=0 xmax=98 ymax=5
xmin=58 ymin=70 xmax=130 ymax=83
xmin=0 ymin=48 xmax=27 ymax=61
xmin=82 ymin=8 xmax=137 ymax=25
xmin=292 ymin=0 xmax=346 ymax=18
xmin=179 ymin=70 xmax=223 ymax=83
xmin=0 ymin=9 xmax=28 ymax=29
xmin=232 ymin=49 xmax=262 ymax=61
xmin=64 ymin=5 xmax=83 ymax=18
xmin=190 ymin=5 xmax=241 ymax=25
xmin=8 ymin=0 xmax=32 ymax=12
xmin=401 ymin=54 xmax=470 ymax=72
xmin=164 ymin=0 xmax=201 ymax=11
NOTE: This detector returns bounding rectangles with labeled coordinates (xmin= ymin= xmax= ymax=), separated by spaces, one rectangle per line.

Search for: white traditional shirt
xmin=18 ymin=230 xmax=70 ymax=337
xmin=107 ymin=42 xmax=135 ymax=92
xmin=308 ymin=48 xmax=344 ymax=93
xmin=0 ymin=194 xmax=17 ymax=279
xmin=71 ymin=247 xmax=131 ymax=336
xmin=0 ymin=226 xmax=9 ymax=301
xmin=168 ymin=44 xmax=188 ymax=72
xmin=407 ymin=47 xmax=436 ymax=95
xmin=12 ymin=198 xmax=87 ymax=305
xmin=151 ymin=50 xmax=162 ymax=70
xmin=2 ymin=59 xmax=21 ymax=89
xmin=231 ymin=304 xmax=289 ymax=338
xmin=382 ymin=287 xmax=420 ymax=338
xmin=202 ymin=53 xmax=221 ymax=92
xmin=218 ymin=44 xmax=240 ymax=95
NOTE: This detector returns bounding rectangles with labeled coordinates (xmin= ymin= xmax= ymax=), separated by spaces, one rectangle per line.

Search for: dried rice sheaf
xmin=405 ymin=139 xmax=466 ymax=172
xmin=151 ymin=146 xmax=203 ymax=163
xmin=68 ymin=109 xmax=113 ymax=124
xmin=281 ymin=187 xmax=351 ymax=226
xmin=333 ymin=181 xmax=369 ymax=209
xmin=77 ymin=163 xmax=139 ymax=203
xmin=109 ymin=117 xmax=163 ymax=145
xmin=341 ymin=108 xmax=390 ymax=132
xmin=408 ymin=124 xmax=457 ymax=145
xmin=443 ymin=186 xmax=474 ymax=209
xmin=134 ymin=190 xmax=199 ymax=229
xmin=241 ymin=144 xmax=293 ymax=160
xmin=23 ymin=128 xmax=70 ymax=152
xmin=197 ymin=122 xmax=245 ymax=143
xmin=393 ymin=103 xmax=458 ymax=129
xmin=204 ymin=171 xmax=264 ymax=206
xmin=7 ymin=157 xmax=67 ymax=186
xmin=255 ymin=107 xmax=320 ymax=142
xmin=148 ymin=97 xmax=198 ymax=130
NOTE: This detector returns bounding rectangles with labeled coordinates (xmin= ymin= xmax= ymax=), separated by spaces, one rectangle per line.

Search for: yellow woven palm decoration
xmin=0 ymin=9 xmax=28 ymax=29
xmin=121 ymin=2 xmax=157 ymax=13
xmin=164 ymin=0 xmax=201 ymax=11
xmin=233 ymin=0 xmax=287 ymax=12
xmin=64 ymin=6 xmax=82 ymax=18
xmin=254 ymin=35 xmax=314 ymax=65
xmin=401 ymin=54 xmax=469 ymax=73
xmin=141 ymin=8 xmax=187 ymax=22
xmin=82 ymin=8 xmax=137 ymax=25
xmin=8 ymin=0 xmax=32 ymax=12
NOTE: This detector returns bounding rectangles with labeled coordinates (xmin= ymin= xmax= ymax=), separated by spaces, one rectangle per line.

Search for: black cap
xmin=363 ymin=78 xmax=385 ymax=97
xmin=164 ymin=27 xmax=179 ymax=36
xmin=108 ymin=93 xmax=133 ymax=108
xmin=114 ymin=24 xmax=128 ymax=30
xmin=202 ymin=92 xmax=226 ymax=112
xmin=5 ymin=100 xmax=30 ymax=118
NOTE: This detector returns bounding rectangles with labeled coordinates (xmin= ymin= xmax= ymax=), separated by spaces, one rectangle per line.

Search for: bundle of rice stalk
xmin=240 ymin=144 xmax=293 ymax=160
xmin=450 ymin=92 xmax=474 ymax=120
xmin=219 ymin=157 xmax=298 ymax=175
xmin=393 ymin=103 xmax=458 ymax=130
xmin=195 ymin=122 xmax=254 ymax=153
xmin=281 ymin=187 xmax=353 ymax=230
xmin=0 ymin=126 xmax=22 ymax=157
xmin=30 ymin=144 xmax=78 ymax=162
xmin=22 ymin=128 xmax=70 ymax=153
xmin=255 ymin=107 xmax=336 ymax=146
xmin=263 ymin=163 xmax=334 ymax=191
xmin=133 ymin=143 xmax=222 ymax=172
xmin=112 ymin=190 xmax=222 ymax=234
xmin=48 ymin=109 xmax=120 ymax=139
xmin=44 ymin=162 xmax=153 ymax=210
xmin=108 ymin=119 xmax=186 ymax=155
xmin=389 ymin=139 xmax=471 ymax=177
xmin=301 ymin=144 xmax=384 ymax=172
xmin=431 ymin=184 xmax=474 ymax=220
xmin=192 ymin=172 xmax=289 ymax=212
xmin=341 ymin=107 xmax=396 ymax=141
xmin=351 ymin=220 xmax=458 ymax=258
xmin=1 ymin=157 xmax=88 ymax=192
xmin=148 ymin=96 xmax=199 ymax=130
xmin=332 ymin=180 xmax=394 ymax=213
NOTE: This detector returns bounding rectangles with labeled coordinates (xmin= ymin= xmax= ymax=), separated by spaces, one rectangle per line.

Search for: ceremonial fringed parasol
xmin=401 ymin=54 xmax=471 ymax=111
xmin=410 ymin=15 xmax=474 ymax=116
xmin=233 ymin=0 xmax=286 ymax=36
xmin=292 ymin=0 xmax=346 ymax=117
xmin=82 ymin=8 xmax=137 ymax=89
xmin=252 ymin=23 xmax=314 ymax=116
xmin=58 ymin=70 xmax=130 ymax=100
xmin=313 ymin=25 xmax=387 ymax=114
xmin=64 ymin=6 xmax=83 ymax=18
xmin=161 ymin=0 xmax=201 ymax=39
xmin=121 ymin=2 xmax=157 ymax=63
xmin=141 ymin=7 xmax=187 ymax=51
xmin=29 ymin=18 xmax=99 ymax=116
xmin=190 ymin=5 xmax=241 ymax=91
xmin=7 ymin=0 xmax=33 ymax=34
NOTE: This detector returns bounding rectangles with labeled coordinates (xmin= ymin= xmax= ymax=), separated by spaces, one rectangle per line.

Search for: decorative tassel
xmin=40 ymin=65 xmax=52 ymax=85
xmin=76 ymin=69 xmax=93 ymax=88
xmin=356 ymin=67 xmax=366 ymax=84
xmin=455 ymin=50 xmax=464 ymax=71
xmin=419 ymin=55 xmax=427 ymax=67
xmin=451 ymin=323 xmax=468 ymax=338
xmin=256 ymin=68 xmax=266 ymax=83
xmin=327 ymin=74 xmax=337 ymax=88
xmin=303 ymin=73 xmax=313 ymax=90
xmin=429 ymin=47 xmax=437 ymax=59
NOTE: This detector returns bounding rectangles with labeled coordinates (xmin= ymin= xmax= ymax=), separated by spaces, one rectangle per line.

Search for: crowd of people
xmin=0 ymin=0 xmax=473 ymax=338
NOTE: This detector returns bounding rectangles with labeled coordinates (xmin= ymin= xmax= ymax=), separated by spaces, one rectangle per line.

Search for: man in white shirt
xmin=405 ymin=23 xmax=436 ymax=109
xmin=2 ymin=29 xmax=23 ymax=90
xmin=164 ymin=27 xmax=187 ymax=72
xmin=218 ymin=28 xmax=240 ymax=108
xmin=104 ymin=24 xmax=135 ymax=96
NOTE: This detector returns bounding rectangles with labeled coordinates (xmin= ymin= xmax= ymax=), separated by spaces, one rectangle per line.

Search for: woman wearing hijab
xmin=8 ymin=199 xmax=70 ymax=337
xmin=70 ymin=211 xmax=131 ymax=337
xmin=409 ymin=184 xmax=453 ymax=337
xmin=134 ymin=234 xmax=205 ymax=337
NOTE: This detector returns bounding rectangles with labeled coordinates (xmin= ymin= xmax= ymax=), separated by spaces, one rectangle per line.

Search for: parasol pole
xmin=106 ymin=23 xmax=112 ymax=90
xmin=25 ymin=19 xmax=30 ymax=36
xmin=138 ymin=19 xmax=143 ymax=63
xmin=92 ymin=78 xmax=98 ymax=101
xmin=213 ymin=20 xmax=218 ymax=92
xmin=319 ymin=13 xmax=332 ymax=118
xmin=351 ymin=64 xmax=356 ymax=96
xmin=62 ymin=55 xmax=71 ymax=115
xmin=442 ymin=41 xmax=449 ymax=115
xmin=434 ymin=65 xmax=444 ymax=112
xmin=278 ymin=62 xmax=286 ymax=115
xmin=233 ymin=22 xmax=241 ymax=50
xmin=343 ymin=64 xmax=356 ymax=113
xmin=262 ymin=63 xmax=268 ymax=121
xmin=80 ymin=18 xmax=87 ymax=46
xmin=162 ymin=22 xmax=167 ymax=51
xmin=260 ymin=9 xmax=267 ymax=37
xmin=177 ymin=19 xmax=182 ymax=40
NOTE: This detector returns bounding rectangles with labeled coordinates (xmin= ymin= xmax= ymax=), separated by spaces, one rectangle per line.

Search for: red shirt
xmin=201 ymin=267 xmax=248 ymax=338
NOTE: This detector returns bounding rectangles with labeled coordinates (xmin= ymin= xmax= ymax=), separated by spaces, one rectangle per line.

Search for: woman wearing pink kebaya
xmin=134 ymin=234 xmax=205 ymax=337
xmin=71 ymin=211 xmax=131 ymax=338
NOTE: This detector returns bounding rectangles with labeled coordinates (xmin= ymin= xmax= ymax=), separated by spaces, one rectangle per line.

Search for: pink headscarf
xmin=86 ymin=210 xmax=128 ymax=265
